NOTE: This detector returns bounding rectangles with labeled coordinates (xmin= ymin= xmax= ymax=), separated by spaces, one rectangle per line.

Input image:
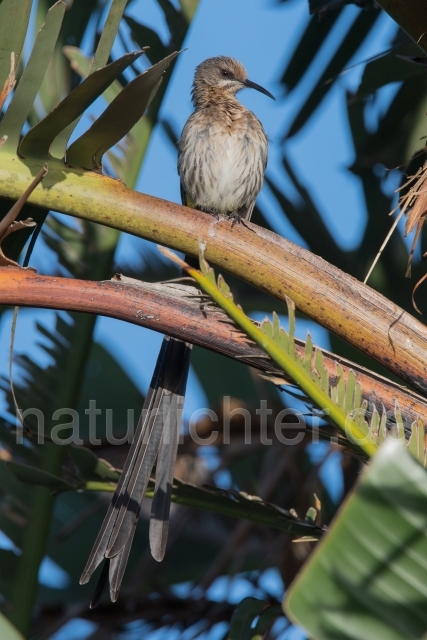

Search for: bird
xmin=178 ymin=56 xmax=274 ymax=222
xmin=80 ymin=56 xmax=275 ymax=607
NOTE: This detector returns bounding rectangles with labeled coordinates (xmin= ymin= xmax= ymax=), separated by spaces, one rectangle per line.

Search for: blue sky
xmin=0 ymin=0 xmax=399 ymax=636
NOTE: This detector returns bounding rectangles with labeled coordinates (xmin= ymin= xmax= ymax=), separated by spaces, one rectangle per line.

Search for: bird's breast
xmin=178 ymin=113 xmax=267 ymax=214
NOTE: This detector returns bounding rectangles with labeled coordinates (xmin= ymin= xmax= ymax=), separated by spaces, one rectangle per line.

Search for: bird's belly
xmin=209 ymin=142 xmax=246 ymax=209
xmin=185 ymin=131 xmax=264 ymax=214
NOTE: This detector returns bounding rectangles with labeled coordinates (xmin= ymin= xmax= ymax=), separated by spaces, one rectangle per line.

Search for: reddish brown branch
xmin=1 ymin=267 xmax=426 ymax=430
xmin=4 ymin=160 xmax=427 ymax=397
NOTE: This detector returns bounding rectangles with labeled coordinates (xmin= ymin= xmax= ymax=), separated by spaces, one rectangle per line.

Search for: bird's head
xmin=192 ymin=56 xmax=275 ymax=105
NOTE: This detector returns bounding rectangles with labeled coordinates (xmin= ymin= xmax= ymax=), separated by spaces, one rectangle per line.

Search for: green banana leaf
xmin=285 ymin=438 xmax=427 ymax=640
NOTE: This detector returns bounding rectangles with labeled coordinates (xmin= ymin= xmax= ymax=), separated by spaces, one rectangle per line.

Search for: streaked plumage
xmin=178 ymin=56 xmax=272 ymax=220
xmin=80 ymin=56 xmax=273 ymax=607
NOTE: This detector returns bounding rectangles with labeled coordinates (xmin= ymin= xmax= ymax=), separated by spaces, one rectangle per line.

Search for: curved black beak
xmin=244 ymin=78 xmax=276 ymax=101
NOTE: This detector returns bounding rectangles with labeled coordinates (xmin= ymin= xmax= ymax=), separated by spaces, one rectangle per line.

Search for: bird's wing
xmin=239 ymin=200 xmax=256 ymax=222
xmin=180 ymin=180 xmax=187 ymax=207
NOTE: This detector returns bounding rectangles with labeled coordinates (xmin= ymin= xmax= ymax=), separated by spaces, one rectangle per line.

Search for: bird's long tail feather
xmin=80 ymin=336 xmax=191 ymax=602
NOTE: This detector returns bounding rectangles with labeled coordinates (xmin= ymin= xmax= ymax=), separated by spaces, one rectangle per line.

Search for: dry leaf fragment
xmin=365 ymin=160 xmax=427 ymax=284
xmin=0 ymin=220 xmax=37 ymax=267
xmin=0 ymin=164 xmax=48 ymax=266
xmin=0 ymin=52 xmax=16 ymax=111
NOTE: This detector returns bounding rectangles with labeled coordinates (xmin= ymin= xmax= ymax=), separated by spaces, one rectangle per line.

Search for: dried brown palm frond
xmin=364 ymin=155 xmax=427 ymax=285
xmin=402 ymin=160 xmax=427 ymax=276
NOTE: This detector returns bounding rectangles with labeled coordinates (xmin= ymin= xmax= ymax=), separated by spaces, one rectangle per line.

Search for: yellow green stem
xmin=169 ymin=251 xmax=377 ymax=458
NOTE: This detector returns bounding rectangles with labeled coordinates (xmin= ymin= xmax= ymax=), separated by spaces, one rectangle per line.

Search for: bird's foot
xmin=229 ymin=211 xmax=242 ymax=227
xmin=230 ymin=213 xmax=257 ymax=233
xmin=202 ymin=207 xmax=220 ymax=220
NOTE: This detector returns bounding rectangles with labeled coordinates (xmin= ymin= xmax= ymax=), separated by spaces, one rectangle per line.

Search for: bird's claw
xmin=203 ymin=207 xmax=220 ymax=220
xmin=229 ymin=211 xmax=242 ymax=227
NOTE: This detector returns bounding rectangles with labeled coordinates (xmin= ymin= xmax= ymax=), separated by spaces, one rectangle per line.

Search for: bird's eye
xmin=221 ymin=69 xmax=229 ymax=77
